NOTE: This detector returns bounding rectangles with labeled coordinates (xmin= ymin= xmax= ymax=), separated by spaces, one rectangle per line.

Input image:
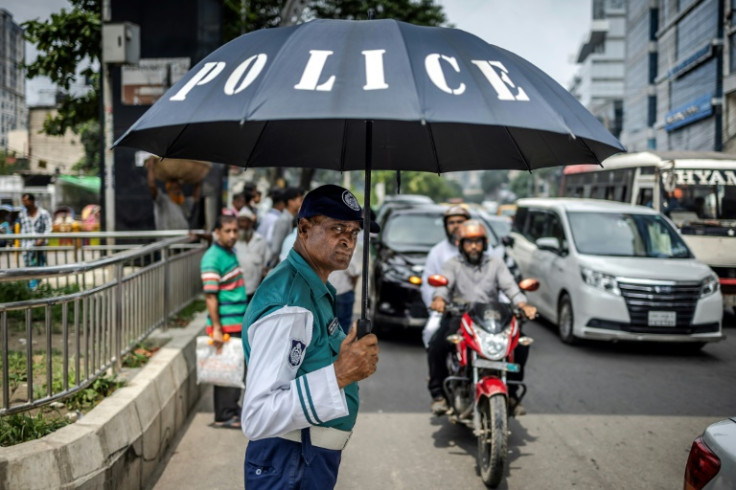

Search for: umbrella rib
xmin=244 ymin=121 xmax=269 ymax=167
xmin=504 ymin=127 xmax=533 ymax=173
xmin=339 ymin=120 xmax=349 ymax=172
xmin=426 ymin=123 xmax=442 ymax=175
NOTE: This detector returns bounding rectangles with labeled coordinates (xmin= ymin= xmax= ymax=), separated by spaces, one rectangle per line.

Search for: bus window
xmin=637 ymin=188 xmax=653 ymax=207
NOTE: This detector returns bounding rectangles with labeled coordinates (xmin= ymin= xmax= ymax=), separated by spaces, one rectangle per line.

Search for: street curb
xmin=0 ymin=311 xmax=207 ymax=490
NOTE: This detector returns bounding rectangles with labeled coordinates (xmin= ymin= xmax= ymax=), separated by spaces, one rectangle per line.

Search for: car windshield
xmin=567 ymin=212 xmax=692 ymax=258
xmin=487 ymin=219 xmax=511 ymax=238
xmin=383 ymin=214 xmax=446 ymax=249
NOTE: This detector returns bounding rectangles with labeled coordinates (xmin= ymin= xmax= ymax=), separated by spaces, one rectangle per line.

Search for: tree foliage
xmin=310 ymin=0 xmax=447 ymax=25
xmin=21 ymin=0 xmax=101 ymax=137
xmin=481 ymin=171 xmax=510 ymax=199
xmin=222 ymin=0 xmax=285 ymax=42
xmin=372 ymin=170 xmax=462 ymax=203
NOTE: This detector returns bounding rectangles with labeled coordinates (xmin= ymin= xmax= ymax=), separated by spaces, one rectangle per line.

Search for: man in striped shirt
xmin=201 ymin=215 xmax=248 ymax=428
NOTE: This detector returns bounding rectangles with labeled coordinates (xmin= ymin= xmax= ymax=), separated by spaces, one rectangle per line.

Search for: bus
xmin=560 ymin=151 xmax=736 ymax=312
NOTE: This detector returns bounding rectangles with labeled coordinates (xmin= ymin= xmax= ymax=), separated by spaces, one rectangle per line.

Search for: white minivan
xmin=507 ymin=198 xmax=723 ymax=348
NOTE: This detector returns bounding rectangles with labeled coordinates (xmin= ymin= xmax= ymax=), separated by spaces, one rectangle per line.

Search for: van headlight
xmin=700 ymin=275 xmax=719 ymax=298
xmin=580 ymin=267 xmax=621 ymax=296
xmin=476 ymin=328 xmax=510 ymax=360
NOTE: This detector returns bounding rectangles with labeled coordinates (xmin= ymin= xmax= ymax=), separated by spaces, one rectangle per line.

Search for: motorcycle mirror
xmin=518 ymin=278 xmax=540 ymax=292
xmin=427 ymin=274 xmax=449 ymax=287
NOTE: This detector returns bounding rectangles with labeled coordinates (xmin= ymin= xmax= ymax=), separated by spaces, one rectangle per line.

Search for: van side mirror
xmin=501 ymin=235 xmax=514 ymax=248
xmin=536 ymin=237 xmax=561 ymax=253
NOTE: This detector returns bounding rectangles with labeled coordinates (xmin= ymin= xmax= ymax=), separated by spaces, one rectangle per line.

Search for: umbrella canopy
xmin=115 ymin=18 xmax=625 ymax=333
xmin=115 ymin=18 xmax=624 ymax=171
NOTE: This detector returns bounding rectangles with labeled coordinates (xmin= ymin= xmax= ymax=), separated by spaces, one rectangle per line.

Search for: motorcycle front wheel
xmin=477 ymin=394 xmax=508 ymax=488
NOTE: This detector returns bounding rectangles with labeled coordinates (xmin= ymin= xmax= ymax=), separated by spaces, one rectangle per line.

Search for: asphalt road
xmin=152 ymin=312 xmax=736 ymax=489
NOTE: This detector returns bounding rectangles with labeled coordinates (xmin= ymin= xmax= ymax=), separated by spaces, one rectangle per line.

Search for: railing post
xmin=114 ymin=262 xmax=123 ymax=372
xmin=162 ymin=246 xmax=170 ymax=331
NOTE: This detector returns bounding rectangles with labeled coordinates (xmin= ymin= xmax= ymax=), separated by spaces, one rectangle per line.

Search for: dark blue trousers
xmin=244 ymin=428 xmax=342 ymax=489
xmin=336 ymin=291 xmax=355 ymax=334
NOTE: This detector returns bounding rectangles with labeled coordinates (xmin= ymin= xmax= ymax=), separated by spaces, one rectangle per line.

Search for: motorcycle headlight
xmin=700 ymin=275 xmax=719 ymax=298
xmin=580 ymin=267 xmax=621 ymax=296
xmin=476 ymin=328 xmax=510 ymax=361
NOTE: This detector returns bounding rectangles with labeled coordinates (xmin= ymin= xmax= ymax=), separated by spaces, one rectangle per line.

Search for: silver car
xmin=507 ymin=198 xmax=724 ymax=348
xmin=685 ymin=417 xmax=736 ymax=489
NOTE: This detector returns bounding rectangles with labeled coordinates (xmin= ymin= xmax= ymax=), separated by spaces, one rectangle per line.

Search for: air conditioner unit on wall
xmin=102 ymin=23 xmax=140 ymax=65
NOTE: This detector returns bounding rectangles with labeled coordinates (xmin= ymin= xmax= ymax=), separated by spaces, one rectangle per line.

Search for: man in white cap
xmin=234 ymin=206 xmax=271 ymax=302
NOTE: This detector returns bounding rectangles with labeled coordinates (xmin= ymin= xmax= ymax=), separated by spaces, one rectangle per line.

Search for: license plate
xmin=648 ymin=311 xmax=676 ymax=327
xmin=473 ymin=358 xmax=520 ymax=372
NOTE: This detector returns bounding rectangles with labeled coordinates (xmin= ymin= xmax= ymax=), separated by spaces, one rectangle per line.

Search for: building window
xmin=39 ymin=160 xmax=47 ymax=169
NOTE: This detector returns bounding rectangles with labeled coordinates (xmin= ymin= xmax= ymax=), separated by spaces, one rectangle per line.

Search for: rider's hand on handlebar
xmin=518 ymin=303 xmax=538 ymax=320
xmin=430 ymin=297 xmax=446 ymax=313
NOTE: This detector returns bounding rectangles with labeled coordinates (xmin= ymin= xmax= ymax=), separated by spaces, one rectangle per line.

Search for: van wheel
xmin=558 ymin=295 xmax=577 ymax=344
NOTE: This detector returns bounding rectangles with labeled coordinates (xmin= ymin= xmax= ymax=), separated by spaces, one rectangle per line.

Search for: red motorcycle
xmin=427 ymin=275 xmax=540 ymax=488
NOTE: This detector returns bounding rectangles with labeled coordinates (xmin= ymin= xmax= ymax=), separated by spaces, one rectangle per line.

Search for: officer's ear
xmin=297 ymin=217 xmax=311 ymax=236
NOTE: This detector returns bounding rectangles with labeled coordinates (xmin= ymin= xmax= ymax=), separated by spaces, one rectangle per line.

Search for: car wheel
xmin=558 ymin=294 xmax=577 ymax=345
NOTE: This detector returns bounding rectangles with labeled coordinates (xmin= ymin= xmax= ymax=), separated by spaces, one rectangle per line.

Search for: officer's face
xmin=301 ymin=216 xmax=360 ymax=271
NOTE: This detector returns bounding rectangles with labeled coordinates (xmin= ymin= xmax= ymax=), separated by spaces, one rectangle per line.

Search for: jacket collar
xmin=287 ymin=249 xmax=336 ymax=300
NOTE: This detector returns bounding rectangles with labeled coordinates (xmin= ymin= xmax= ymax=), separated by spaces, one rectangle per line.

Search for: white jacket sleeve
xmin=241 ymin=306 xmax=348 ymax=440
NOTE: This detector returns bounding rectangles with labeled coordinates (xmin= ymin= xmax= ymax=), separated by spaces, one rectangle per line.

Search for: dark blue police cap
xmin=298 ymin=184 xmax=380 ymax=233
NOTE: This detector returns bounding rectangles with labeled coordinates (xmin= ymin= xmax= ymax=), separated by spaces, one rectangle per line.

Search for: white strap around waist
xmin=279 ymin=426 xmax=352 ymax=451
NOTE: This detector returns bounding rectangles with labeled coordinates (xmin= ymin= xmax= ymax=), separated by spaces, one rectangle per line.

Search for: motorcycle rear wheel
xmin=477 ymin=394 xmax=508 ymax=488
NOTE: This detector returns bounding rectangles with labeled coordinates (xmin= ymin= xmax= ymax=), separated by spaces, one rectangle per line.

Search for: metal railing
xmin=0 ymin=231 xmax=207 ymax=415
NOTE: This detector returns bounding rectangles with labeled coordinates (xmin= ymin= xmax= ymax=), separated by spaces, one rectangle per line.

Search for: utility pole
xmin=102 ymin=0 xmax=114 ymax=232
xmin=101 ymin=5 xmax=139 ymax=232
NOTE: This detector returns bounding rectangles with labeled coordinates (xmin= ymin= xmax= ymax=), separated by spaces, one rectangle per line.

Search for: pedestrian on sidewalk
xmin=201 ymin=215 xmax=248 ymax=429
xmin=19 ymin=193 xmax=51 ymax=289
xmin=241 ymin=184 xmax=380 ymax=490
xmin=234 ymin=207 xmax=270 ymax=303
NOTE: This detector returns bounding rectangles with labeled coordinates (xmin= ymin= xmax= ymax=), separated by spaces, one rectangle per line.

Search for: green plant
xmin=0 ymin=413 xmax=70 ymax=447
xmin=65 ymin=375 xmax=124 ymax=411
xmin=171 ymin=298 xmax=206 ymax=327
xmin=122 ymin=350 xmax=150 ymax=368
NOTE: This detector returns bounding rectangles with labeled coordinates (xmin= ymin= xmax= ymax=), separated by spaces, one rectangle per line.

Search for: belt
xmin=279 ymin=426 xmax=352 ymax=451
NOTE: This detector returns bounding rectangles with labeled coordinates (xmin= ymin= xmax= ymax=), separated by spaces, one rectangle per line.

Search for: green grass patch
xmin=171 ymin=298 xmax=206 ymax=327
xmin=0 ymin=412 xmax=70 ymax=446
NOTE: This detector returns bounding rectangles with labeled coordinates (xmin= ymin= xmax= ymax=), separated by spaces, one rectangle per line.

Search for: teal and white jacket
xmin=241 ymin=249 xmax=359 ymax=440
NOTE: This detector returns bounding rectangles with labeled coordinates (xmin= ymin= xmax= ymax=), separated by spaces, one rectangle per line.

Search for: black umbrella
xmin=115 ymin=18 xmax=625 ymax=335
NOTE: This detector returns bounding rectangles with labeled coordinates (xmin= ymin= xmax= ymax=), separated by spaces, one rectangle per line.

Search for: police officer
xmin=241 ymin=184 xmax=380 ymax=490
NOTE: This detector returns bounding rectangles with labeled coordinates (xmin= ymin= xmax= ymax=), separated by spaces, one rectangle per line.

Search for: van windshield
xmin=567 ymin=212 xmax=692 ymax=258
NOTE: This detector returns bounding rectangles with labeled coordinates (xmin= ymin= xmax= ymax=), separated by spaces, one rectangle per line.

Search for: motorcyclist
xmin=420 ymin=206 xmax=471 ymax=308
xmin=420 ymin=206 xmax=471 ymax=347
xmin=427 ymin=220 xmax=537 ymax=416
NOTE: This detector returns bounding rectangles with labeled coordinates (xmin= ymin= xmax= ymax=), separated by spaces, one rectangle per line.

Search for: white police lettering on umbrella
xmin=169 ymin=50 xmax=529 ymax=102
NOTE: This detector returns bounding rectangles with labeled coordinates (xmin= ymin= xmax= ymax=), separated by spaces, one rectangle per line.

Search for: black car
xmin=370 ymin=204 xmax=502 ymax=330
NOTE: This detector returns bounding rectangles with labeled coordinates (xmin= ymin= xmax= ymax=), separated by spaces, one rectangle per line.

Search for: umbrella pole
xmin=357 ymin=120 xmax=373 ymax=338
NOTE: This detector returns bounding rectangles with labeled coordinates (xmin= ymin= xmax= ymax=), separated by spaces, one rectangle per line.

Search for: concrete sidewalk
xmin=149 ymin=384 xmax=246 ymax=490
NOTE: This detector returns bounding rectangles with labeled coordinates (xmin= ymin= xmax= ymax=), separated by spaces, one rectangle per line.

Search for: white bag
xmin=196 ymin=336 xmax=245 ymax=389
xmin=422 ymin=311 xmax=443 ymax=349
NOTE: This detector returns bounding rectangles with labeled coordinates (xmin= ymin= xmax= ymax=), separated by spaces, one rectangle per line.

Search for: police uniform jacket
xmin=241 ymin=249 xmax=359 ymax=440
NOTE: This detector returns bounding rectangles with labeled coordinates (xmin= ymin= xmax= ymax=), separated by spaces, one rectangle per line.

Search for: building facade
xmin=656 ymin=0 xmax=722 ymax=151
xmin=620 ymin=0 xmax=658 ymax=151
xmin=0 ymin=9 xmax=27 ymax=152
xmin=621 ymin=0 xmax=725 ymax=153
xmin=571 ymin=0 xmax=627 ymax=139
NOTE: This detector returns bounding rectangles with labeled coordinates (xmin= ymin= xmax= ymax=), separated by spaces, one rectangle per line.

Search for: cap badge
xmin=342 ymin=190 xmax=360 ymax=211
